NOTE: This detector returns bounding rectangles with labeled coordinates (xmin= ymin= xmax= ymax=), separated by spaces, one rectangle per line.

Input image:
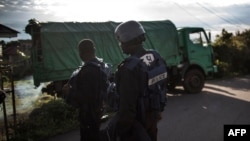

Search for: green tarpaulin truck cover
xmin=30 ymin=20 xmax=179 ymax=85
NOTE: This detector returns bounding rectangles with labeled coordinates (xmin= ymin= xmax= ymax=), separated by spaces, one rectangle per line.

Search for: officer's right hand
xmin=62 ymin=83 xmax=70 ymax=97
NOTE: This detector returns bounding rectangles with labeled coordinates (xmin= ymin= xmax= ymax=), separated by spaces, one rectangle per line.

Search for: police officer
xmin=63 ymin=39 xmax=108 ymax=141
xmin=113 ymin=20 xmax=166 ymax=141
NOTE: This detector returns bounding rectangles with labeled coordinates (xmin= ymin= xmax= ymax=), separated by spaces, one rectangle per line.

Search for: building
xmin=0 ymin=24 xmax=19 ymax=38
xmin=0 ymin=24 xmax=19 ymax=57
xmin=0 ymin=24 xmax=32 ymax=77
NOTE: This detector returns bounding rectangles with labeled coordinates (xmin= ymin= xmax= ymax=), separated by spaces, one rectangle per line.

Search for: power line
xmin=207 ymin=3 xmax=249 ymax=27
xmin=196 ymin=3 xmax=244 ymax=30
xmin=174 ymin=2 xmax=216 ymax=30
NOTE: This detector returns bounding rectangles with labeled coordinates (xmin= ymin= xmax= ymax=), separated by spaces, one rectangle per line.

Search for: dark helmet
xmin=115 ymin=20 xmax=145 ymax=44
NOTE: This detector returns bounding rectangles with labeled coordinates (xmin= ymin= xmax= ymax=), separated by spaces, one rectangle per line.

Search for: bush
xmin=10 ymin=99 xmax=79 ymax=141
xmin=212 ymin=29 xmax=250 ymax=78
xmin=214 ymin=60 xmax=230 ymax=78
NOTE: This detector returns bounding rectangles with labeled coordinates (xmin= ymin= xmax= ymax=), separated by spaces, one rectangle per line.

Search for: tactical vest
xmin=66 ymin=59 xmax=111 ymax=108
xmin=119 ymin=50 xmax=168 ymax=123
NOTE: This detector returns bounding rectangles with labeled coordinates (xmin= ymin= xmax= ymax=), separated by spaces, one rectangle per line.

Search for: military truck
xmin=25 ymin=19 xmax=217 ymax=94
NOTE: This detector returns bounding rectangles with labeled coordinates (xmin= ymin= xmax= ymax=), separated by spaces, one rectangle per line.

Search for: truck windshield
xmin=189 ymin=31 xmax=208 ymax=47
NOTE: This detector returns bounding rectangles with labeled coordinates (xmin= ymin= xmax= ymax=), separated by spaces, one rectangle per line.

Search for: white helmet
xmin=115 ymin=20 xmax=145 ymax=43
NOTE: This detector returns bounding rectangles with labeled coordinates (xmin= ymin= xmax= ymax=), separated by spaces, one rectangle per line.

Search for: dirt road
xmin=44 ymin=75 xmax=250 ymax=141
xmin=159 ymin=75 xmax=250 ymax=141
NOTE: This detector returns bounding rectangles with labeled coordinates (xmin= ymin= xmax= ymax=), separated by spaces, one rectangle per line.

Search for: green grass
xmin=9 ymin=98 xmax=79 ymax=141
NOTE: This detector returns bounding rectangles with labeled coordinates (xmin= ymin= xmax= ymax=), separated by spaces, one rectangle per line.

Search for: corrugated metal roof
xmin=0 ymin=24 xmax=19 ymax=38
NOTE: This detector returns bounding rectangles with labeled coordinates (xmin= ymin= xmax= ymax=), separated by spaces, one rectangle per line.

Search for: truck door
xmin=187 ymin=30 xmax=214 ymax=73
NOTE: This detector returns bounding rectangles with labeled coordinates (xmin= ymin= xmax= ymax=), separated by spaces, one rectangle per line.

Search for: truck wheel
xmin=183 ymin=69 xmax=205 ymax=94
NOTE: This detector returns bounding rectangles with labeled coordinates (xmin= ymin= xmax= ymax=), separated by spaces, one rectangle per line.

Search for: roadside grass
xmin=1 ymin=95 xmax=79 ymax=141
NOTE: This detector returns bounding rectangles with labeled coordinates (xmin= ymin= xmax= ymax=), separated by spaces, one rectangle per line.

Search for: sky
xmin=1 ymin=0 xmax=250 ymax=41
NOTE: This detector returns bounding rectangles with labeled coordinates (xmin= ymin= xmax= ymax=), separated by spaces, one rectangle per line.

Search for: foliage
xmin=9 ymin=99 xmax=79 ymax=141
xmin=25 ymin=19 xmax=41 ymax=35
xmin=212 ymin=28 xmax=250 ymax=77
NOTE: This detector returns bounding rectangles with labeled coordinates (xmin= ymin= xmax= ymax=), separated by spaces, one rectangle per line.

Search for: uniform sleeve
xmin=116 ymin=66 xmax=140 ymax=137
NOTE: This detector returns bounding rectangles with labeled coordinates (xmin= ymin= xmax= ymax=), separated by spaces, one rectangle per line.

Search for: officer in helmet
xmin=113 ymin=20 xmax=164 ymax=141
xmin=115 ymin=20 xmax=146 ymax=55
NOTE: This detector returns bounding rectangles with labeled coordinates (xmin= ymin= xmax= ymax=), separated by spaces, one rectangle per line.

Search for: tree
xmin=214 ymin=28 xmax=233 ymax=46
xmin=212 ymin=28 xmax=250 ymax=77
xmin=25 ymin=19 xmax=41 ymax=35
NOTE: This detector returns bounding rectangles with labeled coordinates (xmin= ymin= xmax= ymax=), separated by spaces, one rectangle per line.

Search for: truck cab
xmin=177 ymin=27 xmax=217 ymax=93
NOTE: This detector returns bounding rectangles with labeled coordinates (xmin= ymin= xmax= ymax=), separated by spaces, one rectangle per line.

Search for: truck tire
xmin=183 ymin=69 xmax=205 ymax=94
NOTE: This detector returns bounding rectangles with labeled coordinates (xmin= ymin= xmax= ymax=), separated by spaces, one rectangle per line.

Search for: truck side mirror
xmin=208 ymin=32 xmax=211 ymax=43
